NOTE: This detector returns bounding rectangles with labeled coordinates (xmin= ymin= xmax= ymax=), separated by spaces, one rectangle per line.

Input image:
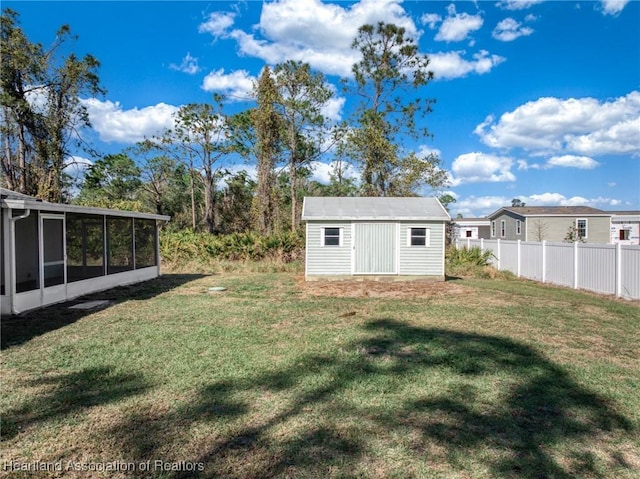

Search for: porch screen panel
xmin=1 ymin=214 xmax=4 ymax=295
xmin=43 ymin=218 xmax=64 ymax=287
xmin=66 ymin=213 xmax=105 ymax=282
xmin=107 ymin=217 xmax=134 ymax=274
xmin=135 ymin=219 xmax=157 ymax=268
xmin=14 ymin=210 xmax=40 ymax=292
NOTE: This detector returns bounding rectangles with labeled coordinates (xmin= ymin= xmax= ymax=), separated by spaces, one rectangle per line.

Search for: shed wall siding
xmin=306 ymin=221 xmax=352 ymax=275
xmin=399 ymin=221 xmax=445 ymax=276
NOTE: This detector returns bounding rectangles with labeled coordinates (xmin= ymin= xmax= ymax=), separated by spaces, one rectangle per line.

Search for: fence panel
xmin=546 ymin=242 xmax=574 ymax=288
xmin=520 ymin=242 xmax=543 ymax=281
xmin=454 ymin=238 xmax=640 ymax=300
xmin=577 ymin=244 xmax=616 ymax=296
xmin=621 ymin=246 xmax=640 ymax=300
xmin=499 ymin=241 xmax=519 ymax=274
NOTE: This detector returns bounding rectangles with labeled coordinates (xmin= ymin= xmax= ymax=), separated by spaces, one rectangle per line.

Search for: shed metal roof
xmin=301 ymin=196 xmax=450 ymax=221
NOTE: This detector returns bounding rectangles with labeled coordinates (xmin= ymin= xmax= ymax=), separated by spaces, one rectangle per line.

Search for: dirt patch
xmin=297 ymin=278 xmax=468 ymax=299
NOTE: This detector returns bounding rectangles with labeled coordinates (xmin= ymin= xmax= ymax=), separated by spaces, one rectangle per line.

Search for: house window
xmin=322 ymin=227 xmax=341 ymax=246
xmin=576 ymin=219 xmax=587 ymax=239
xmin=409 ymin=227 xmax=430 ymax=246
xmin=465 ymin=230 xmax=473 ymax=238
xmin=500 ymin=220 xmax=506 ymax=238
xmin=516 ymin=220 xmax=522 ymax=235
xmin=619 ymin=229 xmax=630 ymax=241
xmin=491 ymin=221 xmax=496 ymax=237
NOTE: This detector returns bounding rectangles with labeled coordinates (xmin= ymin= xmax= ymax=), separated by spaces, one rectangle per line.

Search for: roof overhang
xmin=1 ymin=198 xmax=170 ymax=222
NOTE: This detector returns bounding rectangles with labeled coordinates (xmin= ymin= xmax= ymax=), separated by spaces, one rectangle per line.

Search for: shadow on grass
xmin=1 ymin=274 xmax=207 ymax=350
xmin=109 ymin=319 xmax=634 ymax=478
xmin=1 ymin=366 xmax=150 ymax=441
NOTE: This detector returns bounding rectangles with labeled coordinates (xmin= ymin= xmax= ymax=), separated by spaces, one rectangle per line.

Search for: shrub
xmin=446 ymin=246 xmax=495 ymax=267
xmin=159 ymin=229 xmax=305 ymax=265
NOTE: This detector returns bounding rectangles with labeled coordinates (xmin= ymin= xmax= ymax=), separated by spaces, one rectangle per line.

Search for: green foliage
xmin=447 ymin=246 xmax=495 ymax=267
xmin=160 ymin=229 xmax=305 ymax=264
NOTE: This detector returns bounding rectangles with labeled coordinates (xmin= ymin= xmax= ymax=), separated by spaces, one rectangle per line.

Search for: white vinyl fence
xmin=455 ymin=238 xmax=640 ymax=300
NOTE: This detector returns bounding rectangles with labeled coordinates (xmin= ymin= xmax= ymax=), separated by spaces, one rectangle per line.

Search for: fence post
xmin=496 ymin=239 xmax=501 ymax=270
xmin=573 ymin=242 xmax=579 ymax=290
xmin=542 ymin=240 xmax=546 ymax=283
xmin=616 ymin=242 xmax=622 ymax=298
xmin=517 ymin=240 xmax=521 ymax=277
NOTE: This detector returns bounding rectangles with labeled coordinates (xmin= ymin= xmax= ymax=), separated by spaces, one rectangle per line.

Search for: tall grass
xmin=160 ymin=229 xmax=305 ymax=268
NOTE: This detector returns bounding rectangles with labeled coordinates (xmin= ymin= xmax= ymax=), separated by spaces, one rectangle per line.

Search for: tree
xmin=564 ymin=225 xmax=586 ymax=243
xmin=511 ymin=198 xmax=526 ymax=207
xmin=0 ymin=9 xmax=103 ymax=202
xmin=273 ymin=60 xmax=334 ymax=230
xmin=76 ymin=153 xmax=142 ymax=209
xmin=159 ymin=99 xmax=233 ymax=233
xmin=532 ymin=219 xmax=549 ymax=242
xmin=344 ymin=22 xmax=447 ymax=196
xmin=250 ymin=67 xmax=282 ymax=234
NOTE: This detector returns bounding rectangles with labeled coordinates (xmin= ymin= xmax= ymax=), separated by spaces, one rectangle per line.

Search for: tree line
xmin=1 ymin=9 xmax=450 ymax=235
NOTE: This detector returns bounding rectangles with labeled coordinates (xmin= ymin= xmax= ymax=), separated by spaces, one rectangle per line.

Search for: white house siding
xmin=305 ymin=221 xmax=352 ymax=276
xmin=399 ymin=221 xmax=445 ymax=276
xmin=610 ymin=220 xmax=640 ymax=245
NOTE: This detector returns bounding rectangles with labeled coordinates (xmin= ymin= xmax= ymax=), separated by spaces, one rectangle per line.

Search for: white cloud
xmin=435 ymin=4 xmax=483 ymax=43
xmin=83 ymin=99 xmax=178 ymax=143
xmin=449 ymin=152 xmax=516 ymax=186
xmin=321 ymin=96 xmax=346 ymax=122
xmin=309 ymin=160 xmax=360 ymax=184
xmin=169 ymin=53 xmax=201 ymax=75
xmin=474 ymin=91 xmax=640 ymax=156
xmin=421 ymin=13 xmax=442 ymax=29
xmin=207 ymin=0 xmax=419 ymax=78
xmin=198 ymin=12 xmax=236 ymax=38
xmin=492 ymin=18 xmax=534 ymax=42
xmin=496 ymin=0 xmax=544 ymax=11
xmin=546 ymin=155 xmax=599 ymax=169
xmin=429 ymin=50 xmax=506 ymax=80
xmin=201 ymin=69 xmax=255 ymax=101
xmin=600 ymin=0 xmax=629 ymax=16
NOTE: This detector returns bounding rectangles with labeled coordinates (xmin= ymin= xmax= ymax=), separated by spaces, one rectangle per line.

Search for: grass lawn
xmin=1 ymin=271 xmax=639 ymax=478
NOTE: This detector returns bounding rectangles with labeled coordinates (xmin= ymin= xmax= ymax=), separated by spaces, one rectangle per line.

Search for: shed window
xmin=322 ymin=227 xmax=341 ymax=246
xmin=500 ymin=220 xmax=506 ymax=238
xmin=491 ymin=221 xmax=496 ymax=237
xmin=516 ymin=220 xmax=522 ymax=235
xmin=576 ymin=219 xmax=587 ymax=239
xmin=409 ymin=227 xmax=430 ymax=247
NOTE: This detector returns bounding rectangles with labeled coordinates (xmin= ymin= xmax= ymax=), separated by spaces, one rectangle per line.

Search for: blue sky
xmin=6 ymin=0 xmax=640 ymax=217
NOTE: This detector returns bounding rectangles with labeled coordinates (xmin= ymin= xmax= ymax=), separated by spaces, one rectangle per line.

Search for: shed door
xmin=353 ymin=223 xmax=397 ymax=274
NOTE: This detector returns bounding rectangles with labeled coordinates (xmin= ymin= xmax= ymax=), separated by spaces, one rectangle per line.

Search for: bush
xmin=446 ymin=246 xmax=495 ymax=267
xmin=160 ymin=229 xmax=305 ymax=266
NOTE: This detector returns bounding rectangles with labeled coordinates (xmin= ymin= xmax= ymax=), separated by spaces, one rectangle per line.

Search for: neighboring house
xmin=487 ymin=206 xmax=612 ymax=243
xmin=452 ymin=218 xmax=491 ymax=240
xmin=1 ymin=188 xmax=169 ymax=315
xmin=608 ymin=211 xmax=640 ymax=245
xmin=301 ymin=196 xmax=450 ymax=280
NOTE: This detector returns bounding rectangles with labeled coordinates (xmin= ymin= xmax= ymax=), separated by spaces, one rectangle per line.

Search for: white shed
xmin=1 ymin=188 xmax=169 ymax=315
xmin=301 ymin=196 xmax=450 ymax=280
